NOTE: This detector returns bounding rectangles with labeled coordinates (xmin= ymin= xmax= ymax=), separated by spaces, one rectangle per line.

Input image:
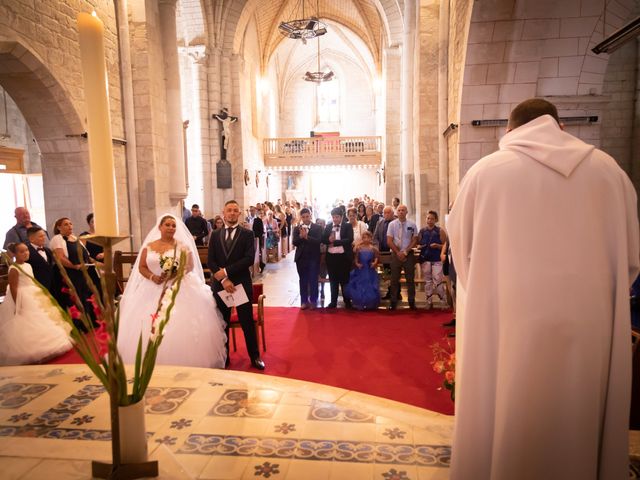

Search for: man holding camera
xmin=292 ymin=208 xmax=323 ymax=310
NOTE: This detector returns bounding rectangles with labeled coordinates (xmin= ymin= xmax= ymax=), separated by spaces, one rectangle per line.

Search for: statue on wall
xmin=212 ymin=108 xmax=238 ymax=189
xmin=213 ymin=108 xmax=238 ymax=153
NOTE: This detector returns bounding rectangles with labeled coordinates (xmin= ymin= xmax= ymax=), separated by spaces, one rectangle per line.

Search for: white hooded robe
xmin=448 ymin=115 xmax=639 ymax=480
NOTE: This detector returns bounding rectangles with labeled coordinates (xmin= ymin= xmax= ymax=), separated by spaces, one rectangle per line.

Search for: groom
xmin=208 ymin=200 xmax=265 ymax=370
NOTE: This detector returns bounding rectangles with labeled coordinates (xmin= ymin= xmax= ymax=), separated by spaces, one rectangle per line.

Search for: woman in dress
xmin=347 ymin=207 xmax=369 ymax=246
xmin=418 ymin=210 xmax=448 ymax=309
xmin=79 ymin=213 xmax=104 ymax=263
xmin=117 ymin=214 xmax=227 ymax=368
xmin=264 ymin=211 xmax=280 ymax=256
xmin=345 ymin=231 xmax=380 ymax=310
xmin=0 ymin=243 xmax=72 ymax=365
xmin=50 ymin=217 xmax=101 ymax=329
xmin=357 ymin=203 xmax=367 ymax=223
xmin=274 ymin=205 xmax=288 ymax=256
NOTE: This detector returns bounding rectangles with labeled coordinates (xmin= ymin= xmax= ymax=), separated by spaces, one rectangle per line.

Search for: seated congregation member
xmin=418 ymin=210 xmax=447 ymax=310
xmin=345 ymin=230 xmax=380 ymax=310
xmin=3 ymin=207 xmax=48 ymax=250
xmin=50 ymin=217 xmax=102 ymax=329
xmin=26 ymin=226 xmax=56 ymax=293
xmin=292 ymin=208 xmax=323 ymax=310
xmin=347 ymin=207 xmax=369 ymax=245
xmin=386 ymin=205 xmax=418 ymax=310
xmin=322 ymin=207 xmax=354 ymax=308
xmin=118 ymin=214 xmax=227 ymax=368
xmin=79 ymin=213 xmax=105 ymax=262
xmin=185 ymin=204 xmax=209 ymax=246
xmin=0 ymin=243 xmax=72 ymax=365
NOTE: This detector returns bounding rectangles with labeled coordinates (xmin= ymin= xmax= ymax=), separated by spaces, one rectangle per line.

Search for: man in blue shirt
xmin=386 ymin=205 xmax=418 ymax=309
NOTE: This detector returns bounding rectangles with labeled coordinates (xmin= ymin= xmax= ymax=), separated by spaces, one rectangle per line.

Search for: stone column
xmin=402 ymin=0 xmax=418 ymax=218
xmin=384 ymin=46 xmax=402 ymax=204
xmin=114 ymin=0 xmax=142 ymax=249
xmin=159 ymin=0 xmax=187 ymax=203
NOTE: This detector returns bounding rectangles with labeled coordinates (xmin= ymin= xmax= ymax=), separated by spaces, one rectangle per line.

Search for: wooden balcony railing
xmin=263 ymin=136 xmax=381 ymax=168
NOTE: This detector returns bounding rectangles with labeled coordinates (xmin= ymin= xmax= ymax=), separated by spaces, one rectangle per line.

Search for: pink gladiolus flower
xmin=68 ymin=305 xmax=81 ymax=320
xmin=88 ymin=295 xmax=102 ymax=319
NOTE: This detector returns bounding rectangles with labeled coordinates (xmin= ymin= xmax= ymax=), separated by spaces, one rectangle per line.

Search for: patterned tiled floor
xmin=0 ymin=365 xmax=453 ymax=479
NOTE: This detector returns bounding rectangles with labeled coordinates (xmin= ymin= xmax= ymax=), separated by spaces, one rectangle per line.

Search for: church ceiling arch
xmin=0 ymin=41 xmax=83 ymax=151
xmin=230 ymin=0 xmax=403 ymax=73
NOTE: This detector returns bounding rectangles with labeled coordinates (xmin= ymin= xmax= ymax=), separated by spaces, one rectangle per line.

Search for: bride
xmin=117 ymin=214 xmax=227 ymax=368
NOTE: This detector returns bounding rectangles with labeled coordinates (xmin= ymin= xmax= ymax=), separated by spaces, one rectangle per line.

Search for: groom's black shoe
xmin=251 ymin=357 xmax=266 ymax=370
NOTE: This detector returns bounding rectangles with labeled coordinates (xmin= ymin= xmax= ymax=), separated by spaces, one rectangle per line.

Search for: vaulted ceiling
xmin=176 ymin=0 xmax=390 ymax=71
xmin=250 ymin=0 xmax=385 ymax=70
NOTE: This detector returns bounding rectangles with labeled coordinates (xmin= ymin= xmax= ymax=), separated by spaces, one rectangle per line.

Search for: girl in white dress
xmin=117 ymin=214 xmax=227 ymax=368
xmin=0 ymin=243 xmax=72 ymax=365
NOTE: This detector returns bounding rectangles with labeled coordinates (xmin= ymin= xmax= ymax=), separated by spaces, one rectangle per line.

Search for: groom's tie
xmin=225 ymin=227 xmax=236 ymax=250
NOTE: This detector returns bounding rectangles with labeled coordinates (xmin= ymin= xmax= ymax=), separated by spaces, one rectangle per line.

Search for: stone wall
xmin=457 ymin=0 xmax=636 ymax=182
xmin=600 ymin=39 xmax=636 ymax=173
xmin=238 ymin=16 xmax=266 ymax=210
xmin=416 ymin=0 xmax=442 ymax=222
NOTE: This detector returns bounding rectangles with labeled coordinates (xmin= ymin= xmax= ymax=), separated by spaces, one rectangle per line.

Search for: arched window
xmin=317 ymin=78 xmax=340 ymax=124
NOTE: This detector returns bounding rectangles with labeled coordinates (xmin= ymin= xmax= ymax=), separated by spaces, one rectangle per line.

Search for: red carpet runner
xmin=50 ymin=307 xmax=455 ymax=415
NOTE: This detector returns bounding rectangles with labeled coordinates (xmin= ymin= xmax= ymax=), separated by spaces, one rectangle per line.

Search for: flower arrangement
xmin=3 ymin=246 xmax=187 ymax=406
xmin=158 ymin=249 xmax=180 ymax=278
xmin=431 ymin=340 xmax=456 ymax=401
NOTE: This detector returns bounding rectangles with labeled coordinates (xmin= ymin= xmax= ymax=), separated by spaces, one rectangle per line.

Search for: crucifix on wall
xmin=213 ymin=108 xmax=238 ymax=189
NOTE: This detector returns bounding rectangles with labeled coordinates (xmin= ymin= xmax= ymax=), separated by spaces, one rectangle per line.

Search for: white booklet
xmin=218 ymin=284 xmax=250 ymax=307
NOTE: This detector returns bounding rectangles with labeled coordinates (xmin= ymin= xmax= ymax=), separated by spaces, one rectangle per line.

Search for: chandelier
xmin=304 ymin=35 xmax=334 ymax=83
xmin=278 ymin=0 xmax=327 ymax=44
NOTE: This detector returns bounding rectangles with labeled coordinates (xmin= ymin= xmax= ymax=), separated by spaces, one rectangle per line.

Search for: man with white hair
xmin=3 ymin=207 xmax=47 ymax=249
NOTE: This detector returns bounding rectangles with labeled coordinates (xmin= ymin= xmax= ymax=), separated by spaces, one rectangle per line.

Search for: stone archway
xmin=0 ymin=41 xmax=90 ymax=233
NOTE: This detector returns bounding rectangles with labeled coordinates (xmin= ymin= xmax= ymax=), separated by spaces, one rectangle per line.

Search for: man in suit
xmin=292 ymin=208 xmax=323 ymax=310
xmin=185 ymin=204 xmax=209 ymax=246
xmin=321 ymin=207 xmax=354 ymax=308
xmin=26 ymin=226 xmax=55 ymax=292
xmin=207 ymin=200 xmax=265 ymax=370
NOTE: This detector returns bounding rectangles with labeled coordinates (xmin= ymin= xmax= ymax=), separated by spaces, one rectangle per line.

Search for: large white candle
xmin=77 ymin=11 xmax=119 ymax=237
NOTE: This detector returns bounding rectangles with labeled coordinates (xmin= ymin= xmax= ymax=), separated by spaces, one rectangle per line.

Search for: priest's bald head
xmin=508 ymin=98 xmax=560 ymax=130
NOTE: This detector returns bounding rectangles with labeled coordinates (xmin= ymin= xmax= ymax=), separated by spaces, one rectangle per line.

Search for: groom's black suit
xmin=26 ymin=243 xmax=55 ymax=292
xmin=207 ymin=225 xmax=260 ymax=362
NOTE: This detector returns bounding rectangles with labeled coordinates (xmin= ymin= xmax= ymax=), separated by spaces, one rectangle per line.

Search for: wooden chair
xmin=113 ymin=251 xmax=138 ymax=293
xmin=229 ymin=283 xmax=266 ymax=352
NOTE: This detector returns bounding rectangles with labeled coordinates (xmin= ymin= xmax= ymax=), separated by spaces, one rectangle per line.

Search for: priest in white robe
xmin=448 ymin=98 xmax=639 ymax=480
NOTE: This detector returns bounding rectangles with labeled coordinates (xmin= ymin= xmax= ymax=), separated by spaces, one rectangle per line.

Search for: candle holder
xmin=82 ymin=234 xmax=159 ymax=479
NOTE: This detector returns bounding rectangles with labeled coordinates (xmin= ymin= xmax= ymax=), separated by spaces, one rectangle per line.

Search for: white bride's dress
xmin=0 ymin=264 xmax=73 ymax=365
xmin=117 ymin=246 xmax=227 ymax=368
